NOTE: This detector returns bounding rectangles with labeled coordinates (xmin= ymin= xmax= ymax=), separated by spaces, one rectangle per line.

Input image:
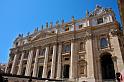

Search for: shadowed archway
xmin=100 ymin=52 xmax=115 ymax=80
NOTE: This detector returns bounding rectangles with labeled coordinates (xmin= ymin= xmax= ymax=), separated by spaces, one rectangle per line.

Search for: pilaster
xmin=110 ymin=35 xmax=124 ymax=72
xmin=56 ymin=43 xmax=62 ymax=79
xmin=32 ymin=48 xmax=39 ymax=77
xmin=17 ymin=52 xmax=25 ymax=75
xmin=25 ymin=50 xmax=33 ymax=76
xmin=42 ymin=46 xmax=49 ymax=78
xmin=10 ymin=54 xmax=18 ymax=74
xmin=69 ymin=40 xmax=78 ymax=80
xmin=85 ymin=38 xmax=95 ymax=82
xmin=50 ymin=44 xmax=57 ymax=79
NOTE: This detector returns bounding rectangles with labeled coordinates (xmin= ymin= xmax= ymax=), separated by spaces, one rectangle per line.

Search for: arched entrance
xmin=100 ymin=52 xmax=115 ymax=80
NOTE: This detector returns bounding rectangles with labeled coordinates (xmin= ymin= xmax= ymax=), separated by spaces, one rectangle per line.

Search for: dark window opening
xmin=65 ymin=27 xmax=69 ymax=31
xmin=22 ymin=67 xmax=26 ymax=76
xmin=47 ymin=70 xmax=51 ymax=78
xmin=15 ymin=42 xmax=18 ymax=47
xmin=100 ymin=54 xmax=115 ymax=80
xmin=52 ymin=31 xmax=55 ymax=33
xmin=33 ymin=50 xmax=36 ymax=58
xmin=50 ymin=47 xmax=53 ymax=55
xmin=39 ymin=48 xmax=45 ymax=56
xmin=24 ymin=51 xmax=29 ymax=59
xmin=63 ymin=65 xmax=69 ymax=78
xmin=65 ymin=58 xmax=69 ymax=61
xmin=79 ymin=24 xmax=83 ymax=29
xmin=97 ymin=18 xmax=103 ymax=24
xmin=38 ymin=66 xmax=43 ymax=78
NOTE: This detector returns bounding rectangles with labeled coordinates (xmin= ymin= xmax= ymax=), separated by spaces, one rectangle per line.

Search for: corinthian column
xmin=10 ymin=54 xmax=18 ymax=74
xmin=17 ymin=52 xmax=25 ymax=75
xmin=70 ymin=40 xmax=78 ymax=80
xmin=32 ymin=48 xmax=39 ymax=77
xmin=42 ymin=46 xmax=49 ymax=78
xmin=25 ymin=50 xmax=33 ymax=76
xmin=56 ymin=43 xmax=62 ymax=79
xmin=50 ymin=44 xmax=57 ymax=79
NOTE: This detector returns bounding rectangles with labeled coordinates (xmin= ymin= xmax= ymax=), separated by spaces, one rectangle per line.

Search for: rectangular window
xmin=79 ymin=42 xmax=85 ymax=51
xmin=79 ymin=24 xmax=83 ymax=29
xmin=38 ymin=58 xmax=44 ymax=63
xmin=24 ymin=51 xmax=29 ymax=59
xmin=39 ymin=48 xmax=45 ymax=56
xmin=65 ymin=58 xmax=69 ymax=61
xmin=38 ymin=66 xmax=43 ymax=78
xmin=63 ymin=44 xmax=71 ymax=53
xmin=97 ymin=18 xmax=103 ymax=24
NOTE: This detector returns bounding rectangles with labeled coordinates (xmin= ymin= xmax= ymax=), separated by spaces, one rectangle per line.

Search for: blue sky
xmin=0 ymin=0 xmax=120 ymax=63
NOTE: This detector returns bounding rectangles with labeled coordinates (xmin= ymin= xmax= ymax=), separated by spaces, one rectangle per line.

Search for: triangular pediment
xmin=31 ymin=31 xmax=56 ymax=41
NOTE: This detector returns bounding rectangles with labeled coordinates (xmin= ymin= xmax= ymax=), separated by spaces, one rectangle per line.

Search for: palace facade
xmin=5 ymin=5 xmax=124 ymax=82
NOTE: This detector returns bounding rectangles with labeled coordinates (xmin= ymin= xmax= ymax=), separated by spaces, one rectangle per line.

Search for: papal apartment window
xmin=100 ymin=38 xmax=108 ymax=49
xmin=97 ymin=18 xmax=103 ymax=24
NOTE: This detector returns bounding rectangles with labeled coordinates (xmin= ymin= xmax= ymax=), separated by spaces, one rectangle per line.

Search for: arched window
xmin=100 ymin=38 xmax=108 ymax=48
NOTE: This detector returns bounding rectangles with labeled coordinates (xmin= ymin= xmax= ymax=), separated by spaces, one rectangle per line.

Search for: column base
xmin=56 ymin=77 xmax=61 ymax=80
xmin=69 ymin=78 xmax=76 ymax=82
xmin=87 ymin=77 xmax=95 ymax=82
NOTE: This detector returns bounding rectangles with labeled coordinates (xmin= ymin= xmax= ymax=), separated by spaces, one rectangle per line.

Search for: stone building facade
xmin=5 ymin=5 xmax=124 ymax=82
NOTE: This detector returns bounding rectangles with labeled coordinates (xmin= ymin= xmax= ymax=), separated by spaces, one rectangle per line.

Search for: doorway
xmin=63 ymin=65 xmax=69 ymax=78
xmin=100 ymin=53 xmax=115 ymax=80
